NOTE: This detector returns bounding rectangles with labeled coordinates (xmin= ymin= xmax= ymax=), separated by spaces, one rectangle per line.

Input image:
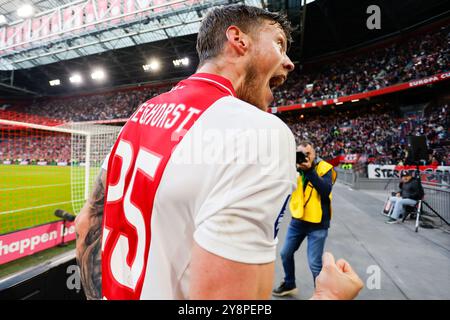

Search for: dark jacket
xmin=399 ymin=178 xmax=423 ymax=201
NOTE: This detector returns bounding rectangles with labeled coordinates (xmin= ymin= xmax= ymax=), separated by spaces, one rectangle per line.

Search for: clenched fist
xmin=311 ymin=252 xmax=364 ymax=300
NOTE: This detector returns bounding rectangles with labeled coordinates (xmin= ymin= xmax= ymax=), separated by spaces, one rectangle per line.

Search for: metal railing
xmin=422 ymin=186 xmax=450 ymax=225
xmin=335 ymin=168 xmax=356 ymax=186
xmin=335 ymin=167 xmax=450 ymax=225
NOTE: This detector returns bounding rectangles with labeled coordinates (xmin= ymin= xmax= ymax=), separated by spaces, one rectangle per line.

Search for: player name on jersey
xmin=131 ymin=101 xmax=201 ymax=134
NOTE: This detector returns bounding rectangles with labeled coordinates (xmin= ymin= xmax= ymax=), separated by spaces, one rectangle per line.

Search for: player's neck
xmin=196 ymin=60 xmax=245 ymax=95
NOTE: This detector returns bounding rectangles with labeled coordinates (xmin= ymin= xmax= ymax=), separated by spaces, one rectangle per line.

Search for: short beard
xmin=236 ymin=61 xmax=266 ymax=111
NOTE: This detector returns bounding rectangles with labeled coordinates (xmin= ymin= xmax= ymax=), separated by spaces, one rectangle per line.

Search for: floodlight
xmin=69 ymin=74 xmax=83 ymax=84
xmin=49 ymin=79 xmax=60 ymax=86
xmin=17 ymin=4 xmax=34 ymax=18
xmin=173 ymin=57 xmax=189 ymax=67
xmin=143 ymin=59 xmax=160 ymax=71
xmin=91 ymin=69 xmax=105 ymax=80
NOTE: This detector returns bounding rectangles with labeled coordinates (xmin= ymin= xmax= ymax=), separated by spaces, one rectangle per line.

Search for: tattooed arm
xmin=75 ymin=169 xmax=106 ymax=300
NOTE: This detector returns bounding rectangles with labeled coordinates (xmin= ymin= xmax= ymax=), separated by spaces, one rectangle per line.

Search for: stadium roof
xmin=0 ymin=0 xmax=264 ymax=97
xmin=0 ymin=0 xmax=263 ymax=70
xmin=0 ymin=0 xmax=448 ymax=99
xmin=0 ymin=0 xmax=75 ymax=22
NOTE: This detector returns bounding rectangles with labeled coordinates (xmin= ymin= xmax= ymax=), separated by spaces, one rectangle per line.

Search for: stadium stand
xmin=0 ymin=133 xmax=71 ymax=163
xmin=0 ymin=110 xmax=65 ymax=126
xmin=11 ymin=85 xmax=171 ymax=122
xmin=272 ymin=25 xmax=449 ymax=106
xmin=4 ymin=24 xmax=448 ymax=166
xmin=6 ymin=99 xmax=446 ymax=166
xmin=5 ymin=24 xmax=449 ymax=125
xmin=278 ymin=102 xmax=449 ymax=166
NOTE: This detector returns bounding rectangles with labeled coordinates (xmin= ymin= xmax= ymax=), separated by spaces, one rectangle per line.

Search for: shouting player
xmin=75 ymin=4 xmax=364 ymax=300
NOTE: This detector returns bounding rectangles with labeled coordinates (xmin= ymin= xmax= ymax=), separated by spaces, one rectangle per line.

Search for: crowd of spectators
xmin=1 ymin=103 xmax=448 ymax=166
xmin=0 ymin=130 xmax=118 ymax=164
xmin=8 ymin=26 xmax=448 ymax=123
xmin=0 ymin=133 xmax=71 ymax=163
xmin=279 ymin=102 xmax=449 ymax=166
xmin=272 ymin=25 xmax=449 ymax=106
xmin=2 ymin=25 xmax=448 ymax=166
xmin=15 ymin=85 xmax=171 ymax=122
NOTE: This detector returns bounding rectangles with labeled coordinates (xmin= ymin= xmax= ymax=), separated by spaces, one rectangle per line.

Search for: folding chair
xmin=402 ymin=199 xmax=423 ymax=233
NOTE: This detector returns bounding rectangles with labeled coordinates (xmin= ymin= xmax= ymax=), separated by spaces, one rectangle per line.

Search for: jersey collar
xmin=187 ymin=73 xmax=236 ymax=97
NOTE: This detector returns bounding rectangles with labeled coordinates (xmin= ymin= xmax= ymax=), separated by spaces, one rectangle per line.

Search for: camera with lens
xmin=296 ymin=151 xmax=307 ymax=164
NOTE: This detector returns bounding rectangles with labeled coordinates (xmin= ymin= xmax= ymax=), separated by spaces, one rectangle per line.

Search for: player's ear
xmin=225 ymin=25 xmax=249 ymax=56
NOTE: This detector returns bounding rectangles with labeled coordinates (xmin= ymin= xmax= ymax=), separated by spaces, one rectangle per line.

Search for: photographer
xmin=273 ymin=141 xmax=337 ymax=297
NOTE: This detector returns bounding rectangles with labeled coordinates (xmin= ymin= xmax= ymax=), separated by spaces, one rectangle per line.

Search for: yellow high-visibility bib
xmin=289 ymin=160 xmax=337 ymax=223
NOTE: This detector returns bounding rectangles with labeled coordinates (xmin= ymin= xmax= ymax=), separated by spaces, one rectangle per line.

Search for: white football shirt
xmin=101 ymin=73 xmax=296 ymax=299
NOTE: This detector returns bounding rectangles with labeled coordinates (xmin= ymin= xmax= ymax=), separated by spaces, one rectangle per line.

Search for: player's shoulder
xmin=212 ymin=96 xmax=292 ymax=132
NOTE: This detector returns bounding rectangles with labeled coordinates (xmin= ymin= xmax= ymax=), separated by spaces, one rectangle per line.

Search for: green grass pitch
xmin=0 ymin=165 xmax=89 ymax=235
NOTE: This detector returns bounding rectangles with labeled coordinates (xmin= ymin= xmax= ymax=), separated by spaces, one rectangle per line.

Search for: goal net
xmin=0 ymin=119 xmax=121 ymax=234
xmin=63 ymin=123 xmax=122 ymax=215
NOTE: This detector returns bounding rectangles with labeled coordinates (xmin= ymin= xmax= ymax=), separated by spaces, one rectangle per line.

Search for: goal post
xmin=0 ymin=119 xmax=121 ymax=234
xmin=64 ymin=122 xmax=122 ymax=214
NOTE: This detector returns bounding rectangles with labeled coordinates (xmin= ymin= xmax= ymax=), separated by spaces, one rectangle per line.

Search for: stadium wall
xmin=0 ymin=251 xmax=84 ymax=300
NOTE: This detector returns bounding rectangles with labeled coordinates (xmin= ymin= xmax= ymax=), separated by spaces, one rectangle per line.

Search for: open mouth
xmin=269 ymin=75 xmax=286 ymax=90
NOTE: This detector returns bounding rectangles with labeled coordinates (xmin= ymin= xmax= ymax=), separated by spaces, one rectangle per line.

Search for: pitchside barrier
xmin=0 ymin=119 xmax=121 ymax=265
xmin=335 ymin=166 xmax=450 ymax=225
xmin=0 ymin=250 xmax=84 ymax=299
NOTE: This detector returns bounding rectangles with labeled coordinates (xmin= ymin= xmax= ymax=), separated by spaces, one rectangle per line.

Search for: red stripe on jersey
xmin=102 ymin=73 xmax=235 ymax=299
